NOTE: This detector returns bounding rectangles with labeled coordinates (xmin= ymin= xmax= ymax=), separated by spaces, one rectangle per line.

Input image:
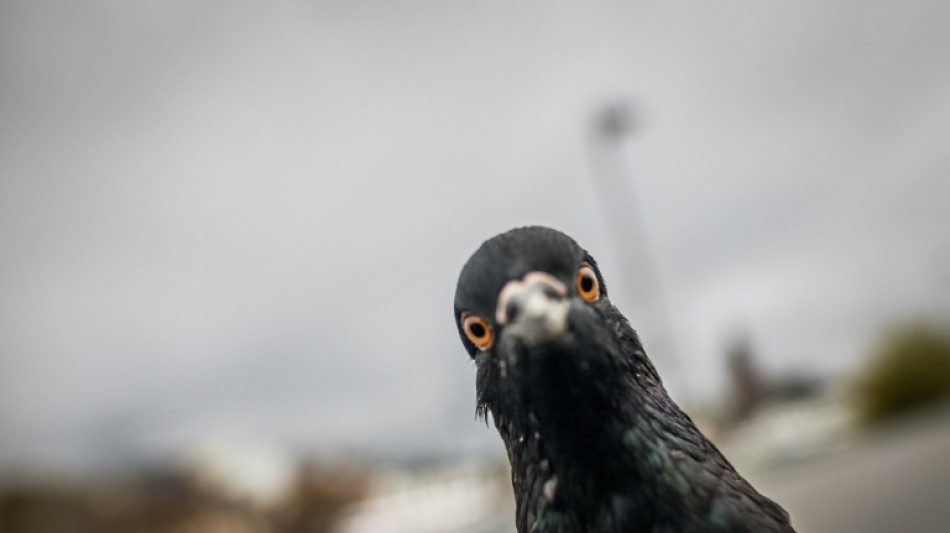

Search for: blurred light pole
xmin=586 ymin=102 xmax=690 ymax=405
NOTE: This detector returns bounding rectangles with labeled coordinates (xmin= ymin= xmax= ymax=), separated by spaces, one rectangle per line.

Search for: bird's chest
xmin=507 ymin=439 xmax=647 ymax=533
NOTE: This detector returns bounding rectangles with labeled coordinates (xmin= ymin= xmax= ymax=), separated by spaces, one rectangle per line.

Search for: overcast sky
xmin=2 ymin=1 xmax=949 ymax=471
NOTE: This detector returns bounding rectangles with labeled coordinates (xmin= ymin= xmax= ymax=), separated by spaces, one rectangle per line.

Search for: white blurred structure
xmin=184 ymin=440 xmax=296 ymax=508
xmin=335 ymin=462 xmax=515 ymax=533
xmin=719 ymin=386 xmax=855 ymax=473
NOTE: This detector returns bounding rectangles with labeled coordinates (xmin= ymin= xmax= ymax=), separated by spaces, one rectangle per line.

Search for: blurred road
xmin=753 ymin=409 xmax=950 ymax=533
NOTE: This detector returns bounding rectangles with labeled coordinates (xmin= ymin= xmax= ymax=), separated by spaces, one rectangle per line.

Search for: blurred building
xmin=716 ymin=331 xmax=852 ymax=472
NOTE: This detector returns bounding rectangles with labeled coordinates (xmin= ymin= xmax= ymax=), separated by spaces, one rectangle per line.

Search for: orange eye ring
xmin=461 ymin=313 xmax=494 ymax=351
xmin=576 ymin=263 xmax=600 ymax=302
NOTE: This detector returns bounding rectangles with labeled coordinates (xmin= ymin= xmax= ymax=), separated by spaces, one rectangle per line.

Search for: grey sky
xmin=2 ymin=1 xmax=949 ymax=470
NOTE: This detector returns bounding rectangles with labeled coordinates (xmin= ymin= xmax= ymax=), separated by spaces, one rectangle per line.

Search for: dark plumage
xmin=453 ymin=227 xmax=795 ymax=533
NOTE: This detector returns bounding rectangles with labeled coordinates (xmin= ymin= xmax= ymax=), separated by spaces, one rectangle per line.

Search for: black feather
xmin=454 ymin=226 xmax=795 ymax=533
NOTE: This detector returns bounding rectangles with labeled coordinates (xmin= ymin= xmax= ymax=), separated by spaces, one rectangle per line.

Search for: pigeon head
xmin=453 ymin=227 xmax=650 ymax=442
xmin=454 ymin=226 xmax=606 ymax=352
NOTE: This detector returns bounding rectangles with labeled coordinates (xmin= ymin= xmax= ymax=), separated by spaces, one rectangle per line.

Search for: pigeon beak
xmin=496 ymin=272 xmax=570 ymax=347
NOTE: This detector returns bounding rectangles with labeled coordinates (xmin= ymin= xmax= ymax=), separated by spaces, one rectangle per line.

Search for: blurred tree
xmin=0 ymin=484 xmax=97 ymax=533
xmin=275 ymin=461 xmax=368 ymax=533
xmin=853 ymin=323 xmax=950 ymax=424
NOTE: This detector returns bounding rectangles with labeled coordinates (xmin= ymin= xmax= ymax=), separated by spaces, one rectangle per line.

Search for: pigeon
xmin=453 ymin=226 xmax=795 ymax=532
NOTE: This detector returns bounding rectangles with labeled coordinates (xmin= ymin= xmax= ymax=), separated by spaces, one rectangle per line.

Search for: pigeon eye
xmin=576 ymin=263 xmax=600 ymax=302
xmin=462 ymin=313 xmax=494 ymax=350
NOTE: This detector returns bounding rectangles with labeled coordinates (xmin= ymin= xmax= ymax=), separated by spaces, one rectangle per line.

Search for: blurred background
xmin=2 ymin=1 xmax=950 ymax=532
